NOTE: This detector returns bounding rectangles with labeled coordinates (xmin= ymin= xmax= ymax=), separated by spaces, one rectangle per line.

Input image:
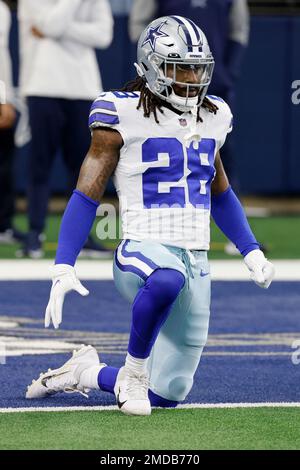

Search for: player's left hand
xmin=244 ymin=249 xmax=275 ymax=289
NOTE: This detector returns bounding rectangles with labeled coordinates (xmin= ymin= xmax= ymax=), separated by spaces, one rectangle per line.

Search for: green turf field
xmin=1 ymin=407 xmax=300 ymax=450
xmin=1 ymin=214 xmax=299 ymax=259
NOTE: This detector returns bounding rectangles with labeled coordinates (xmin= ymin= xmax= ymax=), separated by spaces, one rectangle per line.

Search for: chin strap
xmin=184 ymin=105 xmax=201 ymax=148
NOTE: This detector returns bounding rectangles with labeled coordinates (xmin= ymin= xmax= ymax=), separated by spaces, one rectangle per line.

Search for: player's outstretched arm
xmin=45 ymin=128 xmax=122 ymax=329
xmin=211 ymin=152 xmax=275 ymax=289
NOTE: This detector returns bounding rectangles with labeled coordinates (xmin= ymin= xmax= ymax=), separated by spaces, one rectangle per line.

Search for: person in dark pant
xmin=18 ymin=0 xmax=114 ymax=258
xmin=26 ymin=97 xmax=95 ymax=256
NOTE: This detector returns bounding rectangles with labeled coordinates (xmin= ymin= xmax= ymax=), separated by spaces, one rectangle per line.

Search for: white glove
xmin=45 ymin=264 xmax=89 ymax=329
xmin=244 ymin=249 xmax=275 ymax=289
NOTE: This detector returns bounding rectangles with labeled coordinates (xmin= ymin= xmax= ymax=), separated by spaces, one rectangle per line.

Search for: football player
xmin=26 ymin=16 xmax=275 ymax=416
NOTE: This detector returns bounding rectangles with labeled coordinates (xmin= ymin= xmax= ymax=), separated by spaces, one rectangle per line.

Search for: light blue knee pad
xmin=150 ymin=351 xmax=202 ymax=401
xmin=169 ymin=376 xmax=194 ymax=401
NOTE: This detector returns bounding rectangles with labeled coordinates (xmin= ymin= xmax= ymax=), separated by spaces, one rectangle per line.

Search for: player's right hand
xmin=44 ymin=264 xmax=89 ymax=329
xmin=244 ymin=249 xmax=275 ymax=289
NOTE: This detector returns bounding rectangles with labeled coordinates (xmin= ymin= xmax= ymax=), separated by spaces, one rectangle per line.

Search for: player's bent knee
xmin=168 ymin=375 xmax=193 ymax=402
xmin=148 ymin=269 xmax=185 ymax=304
xmin=149 ymin=350 xmax=202 ymax=402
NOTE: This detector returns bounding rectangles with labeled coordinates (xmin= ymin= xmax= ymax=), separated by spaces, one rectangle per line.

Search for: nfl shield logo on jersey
xmin=179 ymin=118 xmax=187 ymax=127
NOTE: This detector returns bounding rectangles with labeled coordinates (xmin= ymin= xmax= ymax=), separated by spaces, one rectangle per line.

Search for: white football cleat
xmin=114 ymin=366 xmax=151 ymax=416
xmin=26 ymin=345 xmax=101 ymax=399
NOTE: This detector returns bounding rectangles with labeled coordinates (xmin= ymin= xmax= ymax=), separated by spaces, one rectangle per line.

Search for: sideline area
xmin=0 ymin=259 xmax=299 ymax=280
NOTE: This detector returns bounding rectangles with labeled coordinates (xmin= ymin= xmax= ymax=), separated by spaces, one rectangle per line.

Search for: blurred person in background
xmin=18 ymin=0 xmax=114 ymax=258
xmin=129 ymin=0 xmax=250 ymax=187
xmin=0 ymin=0 xmax=25 ymax=244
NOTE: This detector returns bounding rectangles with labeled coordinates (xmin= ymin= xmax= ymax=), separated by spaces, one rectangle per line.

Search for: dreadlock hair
xmin=119 ymin=76 xmax=218 ymax=124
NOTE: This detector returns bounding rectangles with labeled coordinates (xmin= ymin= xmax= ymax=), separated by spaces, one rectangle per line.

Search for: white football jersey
xmin=89 ymin=91 xmax=232 ymax=250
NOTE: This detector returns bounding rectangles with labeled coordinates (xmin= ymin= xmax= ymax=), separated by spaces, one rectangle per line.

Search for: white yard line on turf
xmin=1 ymin=402 xmax=300 ymax=413
xmin=0 ymin=259 xmax=299 ymax=281
xmin=0 ymin=260 xmax=113 ymax=280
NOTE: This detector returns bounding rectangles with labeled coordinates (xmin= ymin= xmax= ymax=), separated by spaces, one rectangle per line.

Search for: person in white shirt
xmin=0 ymin=0 xmax=24 ymax=244
xmin=18 ymin=0 xmax=114 ymax=258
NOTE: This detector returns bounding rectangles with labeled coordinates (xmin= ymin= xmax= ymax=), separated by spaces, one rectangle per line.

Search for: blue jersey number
xmin=142 ymin=137 xmax=216 ymax=208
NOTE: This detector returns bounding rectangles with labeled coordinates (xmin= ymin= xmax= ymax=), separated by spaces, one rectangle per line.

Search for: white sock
xmin=78 ymin=364 xmax=105 ymax=389
xmin=125 ymin=353 xmax=148 ymax=375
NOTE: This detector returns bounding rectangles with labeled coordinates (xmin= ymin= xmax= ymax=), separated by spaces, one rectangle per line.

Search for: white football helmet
xmin=136 ymin=15 xmax=214 ymax=112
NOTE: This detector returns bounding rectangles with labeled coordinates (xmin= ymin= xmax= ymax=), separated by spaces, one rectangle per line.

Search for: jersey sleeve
xmin=207 ymin=95 xmax=233 ymax=150
xmin=88 ymin=91 xmax=127 ymax=143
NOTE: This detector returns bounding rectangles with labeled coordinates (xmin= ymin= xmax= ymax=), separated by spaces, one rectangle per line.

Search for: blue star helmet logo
xmin=142 ymin=23 xmax=169 ymax=51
